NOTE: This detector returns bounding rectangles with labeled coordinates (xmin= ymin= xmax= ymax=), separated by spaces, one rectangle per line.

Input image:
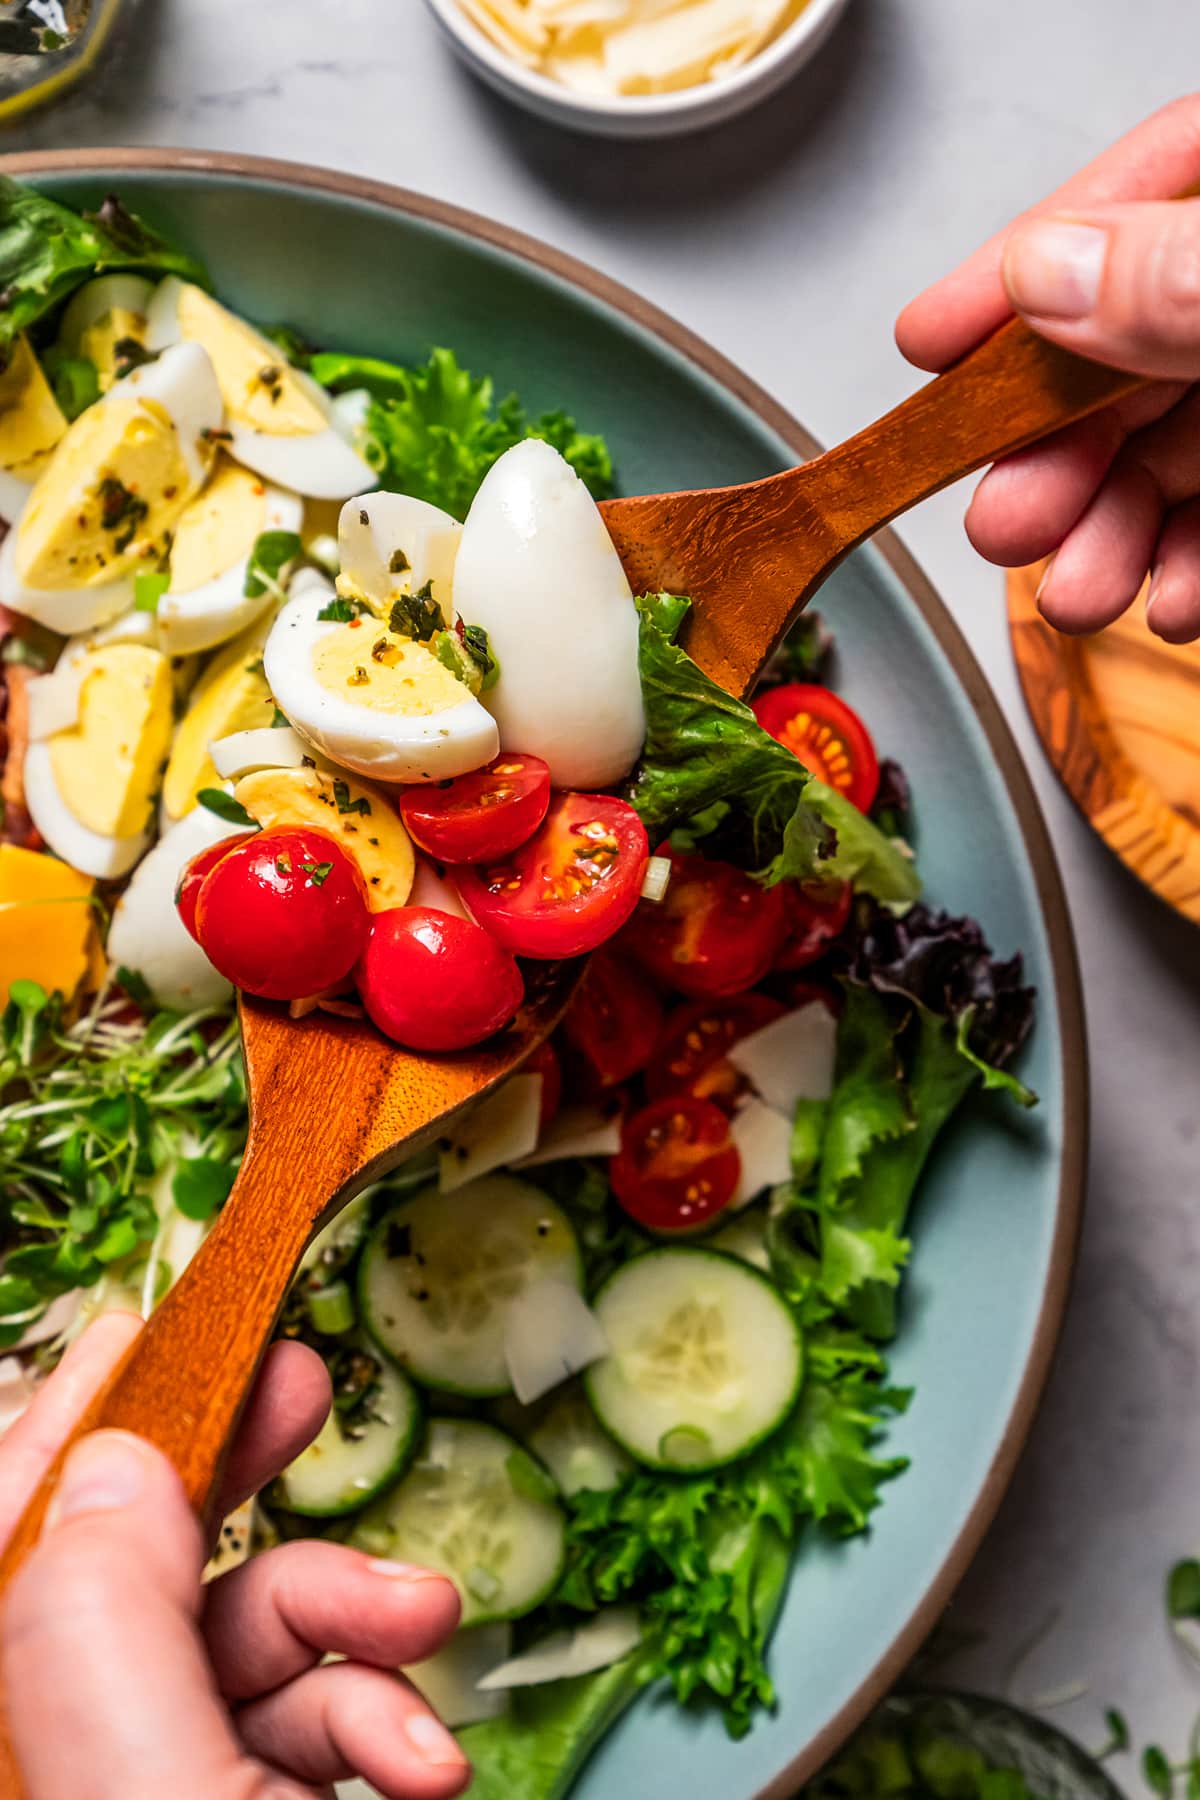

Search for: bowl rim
xmin=421 ymin=0 xmax=851 ymax=123
xmin=0 ymin=145 xmax=1089 ymax=1796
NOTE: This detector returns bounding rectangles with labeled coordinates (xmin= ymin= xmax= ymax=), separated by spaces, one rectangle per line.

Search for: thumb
xmin=1 ymin=1431 xmax=248 ymax=1800
xmin=1002 ymin=199 xmax=1200 ymax=380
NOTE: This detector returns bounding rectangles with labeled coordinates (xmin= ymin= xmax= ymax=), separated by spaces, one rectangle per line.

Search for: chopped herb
xmin=333 ymin=780 xmax=370 ymax=817
xmin=244 ymin=529 xmax=302 ymax=600
xmin=97 ymin=476 xmax=148 ymax=552
xmin=113 ymin=335 xmax=156 ymax=379
xmin=348 ymin=666 xmax=369 ymax=686
xmin=388 ymin=582 xmax=444 ymax=642
xmin=299 ymin=860 xmax=334 ymax=887
xmin=133 ymin=569 xmax=170 ymax=614
xmin=114 ymin=966 xmax=152 ymax=1006
xmin=316 ymin=594 xmax=371 ymax=623
xmin=197 ymin=789 xmax=259 ymax=829
xmin=275 ymin=853 xmax=293 ymax=875
xmin=462 ymin=622 xmax=499 ymax=690
xmin=388 ymin=548 xmax=411 ymax=573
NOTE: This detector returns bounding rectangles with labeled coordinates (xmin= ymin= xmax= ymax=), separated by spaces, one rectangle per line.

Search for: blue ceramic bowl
xmin=3 ymin=149 xmax=1086 ymax=1800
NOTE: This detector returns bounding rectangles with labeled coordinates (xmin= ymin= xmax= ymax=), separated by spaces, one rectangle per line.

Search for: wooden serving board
xmin=1007 ymin=561 xmax=1200 ymax=922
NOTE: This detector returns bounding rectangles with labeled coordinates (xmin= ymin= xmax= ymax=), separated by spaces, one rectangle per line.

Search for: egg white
xmin=338 ymin=490 xmax=462 ymax=614
xmin=157 ymin=480 xmax=303 ymax=657
xmin=145 ymin=278 xmax=377 ymax=501
xmin=106 ymin=804 xmax=246 ymax=1011
xmin=59 ymin=274 xmax=155 ymax=356
xmin=452 ymin=438 xmax=644 ymax=789
xmin=264 ymin=574 xmax=499 ymax=784
xmin=23 ymin=741 xmax=152 ymax=881
xmin=0 ymin=343 xmax=223 ymax=635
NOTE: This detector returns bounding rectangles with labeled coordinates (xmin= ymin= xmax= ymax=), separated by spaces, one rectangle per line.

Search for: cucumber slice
xmin=585 ymin=1248 xmax=802 ymax=1472
xmin=272 ymin=1343 xmax=421 ymax=1518
xmin=350 ymin=1419 xmax=567 ymax=1625
xmin=299 ymin=1190 xmax=370 ymax=1283
xmin=528 ymin=1383 xmax=633 ymax=1498
xmin=360 ymin=1176 xmax=583 ymax=1397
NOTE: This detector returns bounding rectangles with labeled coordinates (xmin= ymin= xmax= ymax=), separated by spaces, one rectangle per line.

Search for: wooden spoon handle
xmin=0 ymin=1139 xmax=330 ymax=1580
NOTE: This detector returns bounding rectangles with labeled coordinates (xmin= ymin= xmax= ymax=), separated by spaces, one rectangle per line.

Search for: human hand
xmin=896 ymin=95 xmax=1200 ymax=643
xmin=0 ymin=1312 xmax=469 ymax=1800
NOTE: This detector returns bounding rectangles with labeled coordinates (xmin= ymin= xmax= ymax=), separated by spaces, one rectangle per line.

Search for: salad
xmin=0 ymin=179 xmax=1037 ymax=1800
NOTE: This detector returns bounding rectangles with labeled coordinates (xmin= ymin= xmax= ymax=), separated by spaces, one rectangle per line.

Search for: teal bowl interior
xmin=5 ymin=153 xmax=1085 ymax=1800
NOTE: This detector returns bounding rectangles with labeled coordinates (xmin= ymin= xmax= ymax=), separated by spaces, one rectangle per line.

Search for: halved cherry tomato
xmin=753 ymin=683 xmax=880 ymax=813
xmin=454 ymin=794 xmax=648 ymax=960
xmin=610 ymin=1095 xmax=740 ymax=1235
xmin=175 ymin=832 xmax=257 ymax=944
xmin=524 ymin=1040 xmax=563 ymax=1129
xmin=561 ymin=950 xmax=663 ymax=1090
xmin=775 ymin=880 xmax=853 ymax=970
xmin=622 ymin=847 xmax=788 ymax=998
xmin=646 ymin=992 xmax=785 ymax=1108
xmin=193 ymin=829 xmax=369 ymax=1001
xmin=398 ymin=754 xmax=551 ymax=865
xmin=356 ymin=907 xmax=524 ymax=1051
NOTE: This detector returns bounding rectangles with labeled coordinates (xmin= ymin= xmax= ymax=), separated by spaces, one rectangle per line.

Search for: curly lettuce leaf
xmin=0 ymin=180 xmax=208 ymax=353
xmin=307 ymin=345 xmax=613 ymax=520
xmin=628 ymin=594 xmax=920 ymax=903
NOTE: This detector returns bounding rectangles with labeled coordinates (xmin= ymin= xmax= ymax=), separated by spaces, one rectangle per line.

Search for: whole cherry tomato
xmin=610 ymin=1095 xmax=740 ymax=1235
xmin=622 ymin=847 xmax=788 ymax=998
xmin=356 ymin=906 xmax=524 ymax=1052
xmin=174 ymin=831 xmax=257 ymax=944
xmin=645 ymin=993 xmax=786 ymax=1108
xmin=560 ymin=950 xmax=663 ymax=1090
xmin=192 ymin=830 xmax=369 ymax=1001
xmin=753 ymin=683 xmax=880 ymax=813
xmin=775 ymin=881 xmax=853 ymax=971
xmin=398 ymin=753 xmax=551 ymax=865
xmin=454 ymin=793 xmax=648 ymax=960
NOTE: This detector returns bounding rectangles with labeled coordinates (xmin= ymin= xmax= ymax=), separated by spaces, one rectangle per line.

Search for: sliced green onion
xmin=306 ymin=1280 xmax=355 ymax=1336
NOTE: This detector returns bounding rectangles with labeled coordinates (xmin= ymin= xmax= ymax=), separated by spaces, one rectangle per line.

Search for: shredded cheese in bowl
xmin=454 ymin=0 xmax=815 ymax=96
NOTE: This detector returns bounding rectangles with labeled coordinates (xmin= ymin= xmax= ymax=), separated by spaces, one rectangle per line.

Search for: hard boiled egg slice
xmin=23 ymin=643 xmax=173 ymax=879
xmin=337 ymin=491 xmax=461 ymax=619
xmin=58 ymin=274 xmax=154 ymax=391
xmin=162 ymin=611 xmax=277 ymax=824
xmin=452 ymin=439 xmax=644 ymax=788
xmin=264 ymin=576 xmax=498 ymax=784
xmin=157 ymin=457 xmax=303 ymax=656
xmin=145 ymin=279 xmax=375 ymax=500
xmin=106 ymin=804 xmax=246 ymax=1012
xmin=0 ymin=342 xmax=221 ymax=635
xmin=0 ymin=335 xmax=68 ymax=525
xmin=234 ymin=764 xmax=415 ymax=910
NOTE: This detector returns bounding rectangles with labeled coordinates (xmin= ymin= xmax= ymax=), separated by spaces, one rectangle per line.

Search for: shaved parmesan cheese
xmin=729 ymin=1097 xmax=792 ymax=1207
xmin=477 ymin=1607 xmax=641 ymax=1690
xmin=409 ymin=1624 xmax=512 ymax=1726
xmin=640 ymin=854 xmax=672 ymax=902
xmin=439 ymin=1073 xmax=543 ymax=1193
xmin=210 ymin=726 xmax=307 ymax=779
xmin=513 ymin=1101 xmax=623 ymax=1167
xmin=728 ymin=1001 xmax=838 ymax=1113
xmin=453 ymin=0 xmax=811 ymax=96
xmin=504 ymin=1278 xmax=608 ymax=1404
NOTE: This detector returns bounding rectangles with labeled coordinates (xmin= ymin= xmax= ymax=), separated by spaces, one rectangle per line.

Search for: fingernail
xmin=366 ymin=1558 xmax=447 ymax=1584
xmin=1035 ymin=555 xmax=1056 ymax=607
xmin=404 ymin=1711 xmax=468 ymax=1769
xmin=1004 ymin=220 xmax=1107 ymax=319
xmin=1145 ymin=565 xmax=1163 ymax=627
xmin=47 ymin=1432 xmax=150 ymax=1527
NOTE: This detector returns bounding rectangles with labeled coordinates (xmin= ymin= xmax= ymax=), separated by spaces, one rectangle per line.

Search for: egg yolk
xmin=48 ymin=645 xmax=173 ymax=838
xmin=80 ymin=305 xmax=150 ymax=391
xmin=0 ymin=335 xmax=67 ymax=480
xmin=312 ymin=623 xmax=470 ymax=717
xmin=15 ymin=392 xmax=198 ymax=591
xmin=168 ymin=456 xmax=268 ymax=593
xmin=174 ymin=284 xmax=328 ymax=437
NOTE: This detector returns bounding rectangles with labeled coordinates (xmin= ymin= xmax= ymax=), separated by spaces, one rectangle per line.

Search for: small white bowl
xmin=422 ymin=0 xmax=853 ymax=139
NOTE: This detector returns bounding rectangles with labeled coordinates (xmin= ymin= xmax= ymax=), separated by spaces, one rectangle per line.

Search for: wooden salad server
xmin=0 ymin=305 xmax=1157 ymax=1782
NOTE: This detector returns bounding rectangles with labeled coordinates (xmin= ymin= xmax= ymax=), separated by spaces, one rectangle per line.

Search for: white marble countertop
xmin=16 ymin=0 xmax=1200 ymax=1781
